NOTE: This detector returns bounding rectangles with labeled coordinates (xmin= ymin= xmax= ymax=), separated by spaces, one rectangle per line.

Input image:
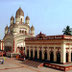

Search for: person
xmin=4 ymin=57 xmax=6 ymax=61
xmin=24 ymin=57 xmax=25 ymax=61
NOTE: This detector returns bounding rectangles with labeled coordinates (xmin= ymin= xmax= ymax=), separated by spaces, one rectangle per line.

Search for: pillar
xmin=69 ymin=50 xmax=71 ymax=62
xmin=47 ymin=49 xmax=50 ymax=61
xmin=2 ymin=41 xmax=3 ymax=50
xmin=54 ymin=48 xmax=56 ymax=62
xmin=42 ymin=47 xmax=44 ymax=60
xmin=61 ymin=43 xmax=66 ymax=64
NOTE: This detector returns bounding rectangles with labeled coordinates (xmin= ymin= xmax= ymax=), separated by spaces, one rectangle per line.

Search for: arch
xmin=44 ymin=51 xmax=47 ymax=61
xmin=50 ymin=51 xmax=54 ymax=62
xmin=27 ymin=49 xmax=29 ymax=59
xmin=66 ymin=52 xmax=68 ymax=62
xmin=21 ymin=18 xmax=22 ymax=24
xmin=25 ymin=31 xmax=27 ymax=35
xmin=56 ymin=52 xmax=61 ymax=63
xmin=35 ymin=50 xmax=37 ymax=60
xmin=22 ymin=30 xmax=24 ymax=33
xmin=71 ymin=52 xmax=72 ymax=61
xmin=4 ymin=46 xmax=12 ymax=52
xmin=30 ymin=50 xmax=33 ymax=59
xmin=39 ymin=50 xmax=42 ymax=60
xmin=20 ymin=30 xmax=21 ymax=33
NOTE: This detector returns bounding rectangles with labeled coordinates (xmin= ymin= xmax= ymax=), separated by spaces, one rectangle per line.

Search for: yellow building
xmin=25 ymin=32 xmax=72 ymax=64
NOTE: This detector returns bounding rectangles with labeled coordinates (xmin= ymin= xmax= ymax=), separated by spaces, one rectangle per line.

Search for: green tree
xmin=62 ymin=26 xmax=71 ymax=35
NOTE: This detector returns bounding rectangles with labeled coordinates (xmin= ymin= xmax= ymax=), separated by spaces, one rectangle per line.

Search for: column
xmin=42 ymin=47 xmax=44 ymax=60
xmin=37 ymin=47 xmax=39 ymax=59
xmin=47 ymin=48 xmax=50 ymax=61
xmin=54 ymin=48 xmax=56 ymax=62
xmin=69 ymin=50 xmax=71 ymax=62
xmin=2 ymin=41 xmax=3 ymax=50
xmin=61 ymin=43 xmax=66 ymax=64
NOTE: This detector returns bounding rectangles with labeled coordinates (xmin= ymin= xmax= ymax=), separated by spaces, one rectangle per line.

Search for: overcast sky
xmin=0 ymin=0 xmax=72 ymax=39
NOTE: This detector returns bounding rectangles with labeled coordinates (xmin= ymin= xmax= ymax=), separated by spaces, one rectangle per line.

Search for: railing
xmin=44 ymin=63 xmax=72 ymax=71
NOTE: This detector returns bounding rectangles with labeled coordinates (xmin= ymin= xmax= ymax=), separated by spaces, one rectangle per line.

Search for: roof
xmin=31 ymin=25 xmax=34 ymax=30
xmin=25 ymin=32 xmax=72 ymax=41
xmin=15 ymin=7 xmax=24 ymax=18
xmin=25 ymin=16 xmax=30 ymax=20
xmin=10 ymin=16 xmax=14 ymax=20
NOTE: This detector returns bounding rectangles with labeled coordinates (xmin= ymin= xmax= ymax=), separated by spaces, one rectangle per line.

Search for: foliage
xmin=62 ymin=26 xmax=71 ymax=35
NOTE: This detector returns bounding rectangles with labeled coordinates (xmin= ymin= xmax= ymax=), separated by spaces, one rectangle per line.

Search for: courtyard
xmin=0 ymin=57 xmax=65 ymax=72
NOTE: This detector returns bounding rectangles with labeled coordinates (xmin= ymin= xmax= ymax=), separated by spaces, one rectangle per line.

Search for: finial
xmin=27 ymin=13 xmax=28 ymax=16
xmin=19 ymin=5 xmax=21 ymax=9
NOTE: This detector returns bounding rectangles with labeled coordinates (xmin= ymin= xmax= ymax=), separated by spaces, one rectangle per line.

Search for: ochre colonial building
xmin=25 ymin=32 xmax=72 ymax=64
xmin=3 ymin=8 xmax=35 ymax=56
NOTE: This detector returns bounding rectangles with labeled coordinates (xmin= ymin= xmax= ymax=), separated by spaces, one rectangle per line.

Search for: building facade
xmin=25 ymin=32 xmax=72 ymax=64
xmin=3 ymin=8 xmax=35 ymax=55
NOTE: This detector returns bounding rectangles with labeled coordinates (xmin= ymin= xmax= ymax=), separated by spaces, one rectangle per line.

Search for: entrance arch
xmin=56 ymin=52 xmax=60 ymax=63
xmin=66 ymin=52 xmax=68 ymax=62
xmin=50 ymin=51 xmax=54 ymax=62
xmin=39 ymin=50 xmax=42 ymax=60
xmin=30 ymin=50 xmax=33 ymax=59
xmin=35 ymin=50 xmax=37 ymax=60
xmin=44 ymin=51 xmax=47 ymax=61
xmin=4 ymin=46 xmax=12 ymax=52
xmin=27 ymin=49 xmax=29 ymax=58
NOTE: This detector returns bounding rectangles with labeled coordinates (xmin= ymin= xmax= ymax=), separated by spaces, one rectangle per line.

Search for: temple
xmin=3 ymin=7 xmax=35 ymax=56
xmin=0 ymin=8 xmax=72 ymax=64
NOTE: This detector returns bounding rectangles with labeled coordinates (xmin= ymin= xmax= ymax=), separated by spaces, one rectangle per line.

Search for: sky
xmin=0 ymin=0 xmax=72 ymax=39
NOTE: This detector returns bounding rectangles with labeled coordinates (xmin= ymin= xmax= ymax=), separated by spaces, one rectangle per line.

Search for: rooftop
xmin=25 ymin=32 xmax=72 ymax=41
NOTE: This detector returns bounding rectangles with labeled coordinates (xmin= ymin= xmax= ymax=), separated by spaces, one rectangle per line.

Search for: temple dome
xmin=25 ymin=16 xmax=30 ymax=20
xmin=10 ymin=16 xmax=14 ymax=20
xmin=31 ymin=25 xmax=34 ymax=31
xmin=5 ymin=26 xmax=8 ymax=30
xmin=15 ymin=7 xmax=24 ymax=18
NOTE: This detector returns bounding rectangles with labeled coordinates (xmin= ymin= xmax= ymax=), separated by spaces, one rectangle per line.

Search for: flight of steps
xmin=22 ymin=60 xmax=42 ymax=68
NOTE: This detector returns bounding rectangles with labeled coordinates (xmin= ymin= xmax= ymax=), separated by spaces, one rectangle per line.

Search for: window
xmin=25 ymin=31 xmax=27 ymax=34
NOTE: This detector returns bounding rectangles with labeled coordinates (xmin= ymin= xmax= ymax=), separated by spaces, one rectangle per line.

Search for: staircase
xmin=22 ymin=60 xmax=42 ymax=68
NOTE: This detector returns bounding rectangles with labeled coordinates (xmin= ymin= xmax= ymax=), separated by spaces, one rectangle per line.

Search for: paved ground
xmin=0 ymin=57 xmax=70 ymax=72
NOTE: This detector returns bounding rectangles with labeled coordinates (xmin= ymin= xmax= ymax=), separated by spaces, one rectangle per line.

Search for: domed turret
xmin=25 ymin=16 xmax=30 ymax=25
xmin=10 ymin=16 xmax=14 ymax=25
xmin=5 ymin=26 xmax=8 ymax=34
xmin=31 ymin=25 xmax=35 ymax=36
xmin=15 ymin=7 xmax=24 ymax=24
xmin=16 ymin=7 xmax=24 ymax=18
xmin=31 ymin=25 xmax=34 ymax=31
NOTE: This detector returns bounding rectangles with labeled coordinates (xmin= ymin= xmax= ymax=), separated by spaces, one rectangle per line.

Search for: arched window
xmin=20 ymin=30 xmax=21 ymax=33
xmin=71 ymin=52 xmax=72 ymax=61
xmin=50 ymin=51 xmax=54 ymax=62
xmin=66 ymin=52 xmax=68 ymax=62
xmin=25 ymin=31 xmax=27 ymax=35
xmin=44 ymin=51 xmax=47 ymax=61
xmin=21 ymin=18 xmax=22 ymax=24
xmin=56 ymin=52 xmax=60 ymax=63
xmin=22 ymin=30 xmax=24 ymax=33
